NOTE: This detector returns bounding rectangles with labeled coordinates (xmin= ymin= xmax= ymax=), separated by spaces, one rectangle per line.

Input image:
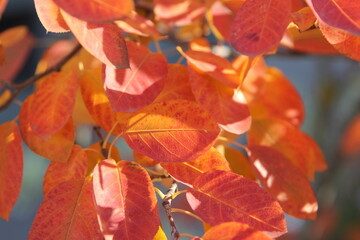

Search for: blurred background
xmin=0 ymin=0 xmax=360 ymax=239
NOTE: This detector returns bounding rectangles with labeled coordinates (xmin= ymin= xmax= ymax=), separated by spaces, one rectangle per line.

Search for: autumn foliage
xmin=0 ymin=0 xmax=359 ymax=239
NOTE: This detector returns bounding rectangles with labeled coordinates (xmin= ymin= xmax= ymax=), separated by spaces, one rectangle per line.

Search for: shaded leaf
xmin=161 ymin=147 xmax=231 ymax=186
xmin=247 ymin=118 xmax=327 ymax=180
xmin=116 ymin=12 xmax=160 ymax=37
xmin=123 ymin=100 xmax=220 ymax=162
xmin=188 ymin=66 xmax=251 ymax=134
xmin=30 ymin=72 xmax=78 ymax=138
xmin=187 ymin=170 xmax=287 ymax=237
xmin=202 ymin=222 xmax=273 ymax=240
xmin=319 ymin=21 xmax=360 ymax=61
xmin=54 ymin=0 xmax=133 ymax=23
xmin=62 ymin=11 xmax=129 ymax=69
xmin=153 ymin=226 xmax=167 ymax=240
xmin=34 ymin=0 xmax=69 ymax=33
xmin=247 ymin=145 xmax=318 ymax=219
xmin=93 ymin=159 xmax=159 ymax=240
xmin=0 ymin=0 xmax=7 ymax=17
xmin=104 ymin=41 xmax=168 ymax=112
xmin=0 ymin=26 xmax=35 ymax=83
xmin=291 ymin=7 xmax=317 ymax=32
xmin=0 ymin=121 xmax=23 ymax=221
xmin=230 ymin=0 xmax=291 ymax=56
xmin=242 ymin=67 xmax=304 ymax=127
xmin=306 ymin=0 xmax=360 ymax=35
xmin=28 ymin=179 xmax=102 ymax=240
xmin=134 ymin=151 xmax=159 ymax=167
xmin=43 ymin=145 xmax=88 ymax=196
xmin=19 ymin=95 xmax=75 ymax=162
xmin=341 ymin=114 xmax=360 ymax=156
xmin=207 ymin=1 xmax=234 ymax=41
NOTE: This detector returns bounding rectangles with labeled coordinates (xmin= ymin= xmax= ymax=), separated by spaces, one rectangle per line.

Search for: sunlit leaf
xmin=153 ymin=226 xmax=167 ymax=240
xmin=93 ymin=159 xmax=160 ymax=240
xmin=306 ymin=0 xmax=360 ymax=35
xmin=230 ymin=0 xmax=291 ymax=56
xmin=54 ymin=0 xmax=134 ymax=23
xmin=123 ymin=100 xmax=220 ymax=162
xmin=187 ymin=170 xmax=287 ymax=237
xmin=43 ymin=145 xmax=88 ymax=196
xmin=188 ymin=66 xmax=251 ymax=134
xmin=0 ymin=0 xmax=7 ymax=17
xmin=154 ymin=64 xmax=195 ymax=102
xmin=19 ymin=95 xmax=75 ymax=163
xmin=62 ymin=10 xmax=129 ymax=69
xmin=34 ymin=0 xmax=69 ymax=33
xmin=319 ymin=21 xmax=360 ymax=61
xmin=291 ymin=7 xmax=317 ymax=32
xmin=30 ymin=72 xmax=78 ymax=138
xmin=247 ymin=145 xmax=318 ymax=219
xmin=189 ymin=38 xmax=211 ymax=52
xmin=0 ymin=89 xmax=11 ymax=106
xmin=202 ymin=222 xmax=273 ymax=240
xmin=207 ymin=1 xmax=233 ymax=41
xmin=242 ymin=67 xmax=305 ymax=127
xmin=116 ymin=11 xmax=160 ymax=37
xmin=247 ymin=118 xmax=327 ymax=180
xmin=29 ymin=179 xmax=102 ymax=240
xmin=0 ymin=26 xmax=35 ymax=83
xmin=104 ymin=41 xmax=168 ymax=112
xmin=161 ymin=147 xmax=231 ymax=186
xmin=0 ymin=121 xmax=23 ymax=221
xmin=341 ymin=114 xmax=360 ymax=156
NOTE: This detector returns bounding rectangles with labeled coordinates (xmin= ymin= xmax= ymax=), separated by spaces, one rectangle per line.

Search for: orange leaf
xmin=242 ymin=67 xmax=305 ymax=127
xmin=247 ymin=145 xmax=318 ymax=219
xmin=154 ymin=64 xmax=195 ymax=102
xmin=0 ymin=26 xmax=35 ymax=83
xmin=189 ymin=38 xmax=211 ymax=52
xmin=247 ymin=118 xmax=327 ymax=180
xmin=341 ymin=114 xmax=360 ymax=156
xmin=79 ymin=67 xmax=130 ymax=135
xmin=0 ymin=121 xmax=23 ymax=220
xmin=179 ymin=48 xmax=240 ymax=88
xmin=43 ymin=145 xmax=88 ymax=196
xmin=62 ymin=10 xmax=129 ymax=69
xmin=19 ymin=95 xmax=75 ymax=162
xmin=187 ymin=170 xmax=287 ymax=237
xmin=306 ymin=0 xmax=360 ymax=35
xmin=93 ymin=160 xmax=160 ymax=240
xmin=123 ymin=100 xmax=220 ymax=162
xmin=0 ymin=0 xmax=7 ymax=17
xmin=34 ymin=0 xmax=69 ymax=33
xmin=116 ymin=11 xmax=160 ymax=37
xmin=134 ymin=151 xmax=159 ymax=167
xmin=86 ymin=142 xmax=122 ymax=174
xmin=30 ymin=71 xmax=78 ymax=138
xmin=188 ymin=66 xmax=251 ymax=134
xmin=202 ymin=222 xmax=273 ymax=240
xmin=291 ymin=7 xmax=317 ymax=32
xmin=319 ymin=21 xmax=360 ymax=61
xmin=153 ymin=226 xmax=168 ymax=240
xmin=54 ymin=0 xmax=133 ymax=22
xmin=28 ymin=179 xmax=102 ymax=240
xmin=0 ymin=89 xmax=11 ymax=106
xmin=104 ymin=41 xmax=168 ymax=112
xmin=207 ymin=1 xmax=234 ymax=41
xmin=230 ymin=0 xmax=291 ymax=56
xmin=161 ymin=147 xmax=231 ymax=186
xmin=154 ymin=0 xmax=206 ymax=26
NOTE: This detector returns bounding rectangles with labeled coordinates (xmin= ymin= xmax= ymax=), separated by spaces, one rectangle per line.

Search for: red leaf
xmin=188 ymin=66 xmax=251 ymax=134
xmin=115 ymin=12 xmax=160 ymax=37
xmin=242 ymin=67 xmax=305 ymax=127
xmin=0 ymin=0 xmax=7 ymax=17
xmin=28 ymin=179 xmax=102 ymax=240
xmin=104 ymin=41 xmax=168 ymax=112
xmin=306 ymin=0 xmax=360 ymax=35
xmin=341 ymin=114 xmax=360 ymax=156
xmin=62 ymin=11 xmax=129 ymax=69
xmin=291 ymin=7 xmax=317 ymax=32
xmin=54 ymin=0 xmax=134 ymax=23
xmin=43 ymin=145 xmax=88 ymax=196
xmin=247 ymin=118 xmax=327 ymax=180
xmin=34 ymin=0 xmax=69 ymax=33
xmin=319 ymin=21 xmax=360 ymax=61
xmin=187 ymin=170 xmax=287 ymax=237
xmin=247 ymin=145 xmax=318 ymax=219
xmin=230 ymin=0 xmax=291 ymax=56
xmin=207 ymin=1 xmax=234 ymax=42
xmin=123 ymin=100 xmax=220 ymax=162
xmin=0 ymin=26 xmax=35 ymax=83
xmin=30 ymin=72 xmax=78 ymax=139
xmin=161 ymin=147 xmax=231 ymax=186
xmin=19 ymin=95 xmax=75 ymax=162
xmin=202 ymin=222 xmax=273 ymax=240
xmin=0 ymin=121 xmax=23 ymax=220
xmin=93 ymin=159 xmax=159 ymax=240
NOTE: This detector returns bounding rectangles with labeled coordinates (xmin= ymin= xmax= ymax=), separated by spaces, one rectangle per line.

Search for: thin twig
xmin=0 ymin=43 xmax=82 ymax=112
xmin=163 ymin=181 xmax=180 ymax=240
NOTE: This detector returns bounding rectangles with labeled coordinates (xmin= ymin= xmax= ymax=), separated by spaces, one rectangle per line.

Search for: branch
xmin=0 ymin=43 xmax=82 ymax=112
xmin=162 ymin=181 xmax=180 ymax=240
